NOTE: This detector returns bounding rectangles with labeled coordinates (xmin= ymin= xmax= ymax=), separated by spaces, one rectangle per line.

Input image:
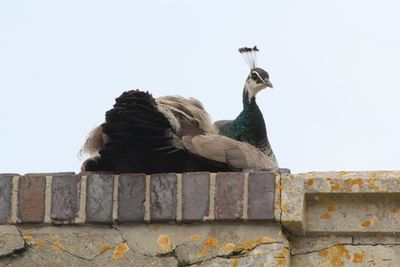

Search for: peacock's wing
xmin=182 ymin=133 xmax=278 ymax=170
xmin=80 ymin=90 xmax=233 ymax=173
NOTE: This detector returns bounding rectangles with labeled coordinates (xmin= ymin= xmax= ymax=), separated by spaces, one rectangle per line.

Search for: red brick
xmin=18 ymin=176 xmax=46 ymax=223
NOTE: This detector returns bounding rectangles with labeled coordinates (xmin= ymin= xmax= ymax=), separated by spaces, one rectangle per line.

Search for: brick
xmin=18 ymin=176 xmax=46 ymax=223
xmin=25 ymin=172 xmax=75 ymax=176
xmin=0 ymin=175 xmax=13 ymax=223
xmin=278 ymin=168 xmax=291 ymax=174
xmin=215 ymin=172 xmax=244 ymax=220
xmin=86 ymin=174 xmax=114 ymax=224
xmin=248 ymin=172 xmax=275 ymax=221
xmin=51 ymin=175 xmax=80 ymax=223
xmin=150 ymin=173 xmax=177 ymax=222
xmin=182 ymin=172 xmax=210 ymax=222
xmin=118 ymin=174 xmax=146 ymax=222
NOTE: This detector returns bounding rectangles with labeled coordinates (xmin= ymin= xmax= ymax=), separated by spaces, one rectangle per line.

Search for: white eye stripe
xmin=251 ymin=71 xmax=264 ymax=81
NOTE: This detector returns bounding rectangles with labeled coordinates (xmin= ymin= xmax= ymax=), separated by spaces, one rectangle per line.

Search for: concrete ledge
xmin=280 ymin=171 xmax=400 ymax=235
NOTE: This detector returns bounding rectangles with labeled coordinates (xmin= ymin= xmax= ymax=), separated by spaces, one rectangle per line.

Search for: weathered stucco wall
xmin=0 ymin=171 xmax=400 ymax=266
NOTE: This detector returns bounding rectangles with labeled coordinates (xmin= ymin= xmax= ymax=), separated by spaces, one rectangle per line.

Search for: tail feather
xmin=86 ymin=90 xmax=186 ymax=173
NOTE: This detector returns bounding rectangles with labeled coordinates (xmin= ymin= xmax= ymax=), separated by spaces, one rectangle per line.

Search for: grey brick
xmin=0 ymin=175 xmax=13 ymax=224
xmin=215 ymin=172 xmax=244 ymax=221
xmin=18 ymin=176 xmax=46 ymax=223
xmin=25 ymin=172 xmax=75 ymax=176
xmin=182 ymin=172 xmax=210 ymax=222
xmin=51 ymin=175 xmax=80 ymax=223
xmin=86 ymin=174 xmax=114 ymax=224
xmin=118 ymin=174 xmax=146 ymax=222
xmin=150 ymin=173 xmax=177 ymax=222
xmin=248 ymin=172 xmax=275 ymax=221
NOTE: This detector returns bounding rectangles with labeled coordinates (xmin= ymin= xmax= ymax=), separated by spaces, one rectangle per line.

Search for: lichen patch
xmin=112 ymin=243 xmax=129 ymax=260
xmin=157 ymin=234 xmax=172 ymax=253
xmin=190 ymin=234 xmax=201 ymax=241
xmin=352 ymin=252 xmax=365 ymax=263
xmin=320 ymin=213 xmax=331 ymax=220
xmin=98 ymin=244 xmax=113 ymax=254
xmin=202 ymin=236 xmax=219 ymax=250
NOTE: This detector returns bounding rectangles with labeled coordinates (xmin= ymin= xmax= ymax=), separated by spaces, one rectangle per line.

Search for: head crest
xmin=238 ymin=46 xmax=259 ymax=69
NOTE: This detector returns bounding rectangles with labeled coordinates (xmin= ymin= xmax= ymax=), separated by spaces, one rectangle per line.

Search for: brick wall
xmin=0 ymin=171 xmax=280 ymax=225
xmin=2 ymin=170 xmax=400 ymax=266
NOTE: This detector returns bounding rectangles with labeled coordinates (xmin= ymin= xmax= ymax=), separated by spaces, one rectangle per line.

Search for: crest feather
xmin=238 ymin=46 xmax=259 ymax=69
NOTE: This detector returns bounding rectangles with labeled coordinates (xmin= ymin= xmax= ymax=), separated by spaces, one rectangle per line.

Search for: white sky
xmin=1 ymin=1 xmax=399 ymax=174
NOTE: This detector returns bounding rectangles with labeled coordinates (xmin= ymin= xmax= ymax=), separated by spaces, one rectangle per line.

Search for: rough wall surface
xmin=0 ymin=224 xmax=289 ymax=267
xmin=0 ymin=171 xmax=399 ymax=266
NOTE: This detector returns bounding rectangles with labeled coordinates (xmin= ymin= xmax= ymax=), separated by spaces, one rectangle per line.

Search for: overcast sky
xmin=1 ymin=0 xmax=399 ymax=174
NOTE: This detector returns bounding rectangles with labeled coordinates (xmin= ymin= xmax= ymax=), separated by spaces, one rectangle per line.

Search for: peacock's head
xmin=244 ymin=67 xmax=273 ymax=102
xmin=239 ymin=46 xmax=273 ymax=103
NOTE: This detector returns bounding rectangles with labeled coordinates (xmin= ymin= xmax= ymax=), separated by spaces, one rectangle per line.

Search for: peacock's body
xmin=80 ymin=46 xmax=278 ymax=173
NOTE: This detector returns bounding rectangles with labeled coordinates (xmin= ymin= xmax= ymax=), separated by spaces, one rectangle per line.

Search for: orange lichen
xmin=202 ymin=236 xmax=219 ymax=250
xmin=319 ymin=250 xmax=329 ymax=257
xmin=344 ymin=178 xmax=363 ymax=191
xmin=391 ymin=207 xmax=400 ymax=213
xmin=330 ymin=181 xmax=341 ymax=191
xmin=275 ymin=257 xmax=287 ymax=266
xmin=318 ymin=245 xmax=350 ymax=267
xmin=275 ymin=183 xmax=283 ymax=191
xmin=219 ymin=243 xmax=236 ymax=253
xmin=352 ymin=252 xmax=365 ymax=263
xmin=306 ymin=178 xmax=314 ymax=186
xmin=112 ymin=243 xmax=129 ymax=260
xmin=190 ymin=234 xmax=201 ymax=241
xmin=157 ymin=234 xmax=171 ymax=253
xmin=278 ymin=248 xmax=289 ymax=257
xmin=197 ymin=251 xmax=207 ymax=257
xmin=230 ymin=259 xmax=239 ymax=267
xmin=361 ymin=220 xmax=371 ymax=228
xmin=326 ymin=202 xmax=337 ymax=212
xmin=98 ymin=244 xmax=112 ymax=254
xmin=320 ymin=213 xmax=331 ymax=220
xmin=367 ymin=179 xmax=381 ymax=192
xmin=236 ymin=237 xmax=276 ymax=251
xmin=33 ymin=238 xmax=45 ymax=249
xmin=51 ymin=241 xmax=64 ymax=250
xmin=367 ymin=173 xmax=379 ymax=180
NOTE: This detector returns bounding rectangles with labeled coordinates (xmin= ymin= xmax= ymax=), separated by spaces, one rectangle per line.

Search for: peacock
xmin=80 ymin=47 xmax=278 ymax=173
xmin=214 ymin=46 xmax=278 ymax=168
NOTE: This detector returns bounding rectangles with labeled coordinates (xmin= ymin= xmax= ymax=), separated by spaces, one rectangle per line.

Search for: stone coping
xmin=280 ymin=171 xmax=400 ymax=235
xmin=0 ymin=171 xmax=279 ymax=225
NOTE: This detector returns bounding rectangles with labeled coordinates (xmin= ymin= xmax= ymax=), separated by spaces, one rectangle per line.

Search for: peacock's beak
xmin=263 ymin=78 xmax=273 ymax=88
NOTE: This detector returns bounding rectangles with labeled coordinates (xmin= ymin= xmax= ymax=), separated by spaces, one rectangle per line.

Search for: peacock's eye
xmin=251 ymin=73 xmax=258 ymax=80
